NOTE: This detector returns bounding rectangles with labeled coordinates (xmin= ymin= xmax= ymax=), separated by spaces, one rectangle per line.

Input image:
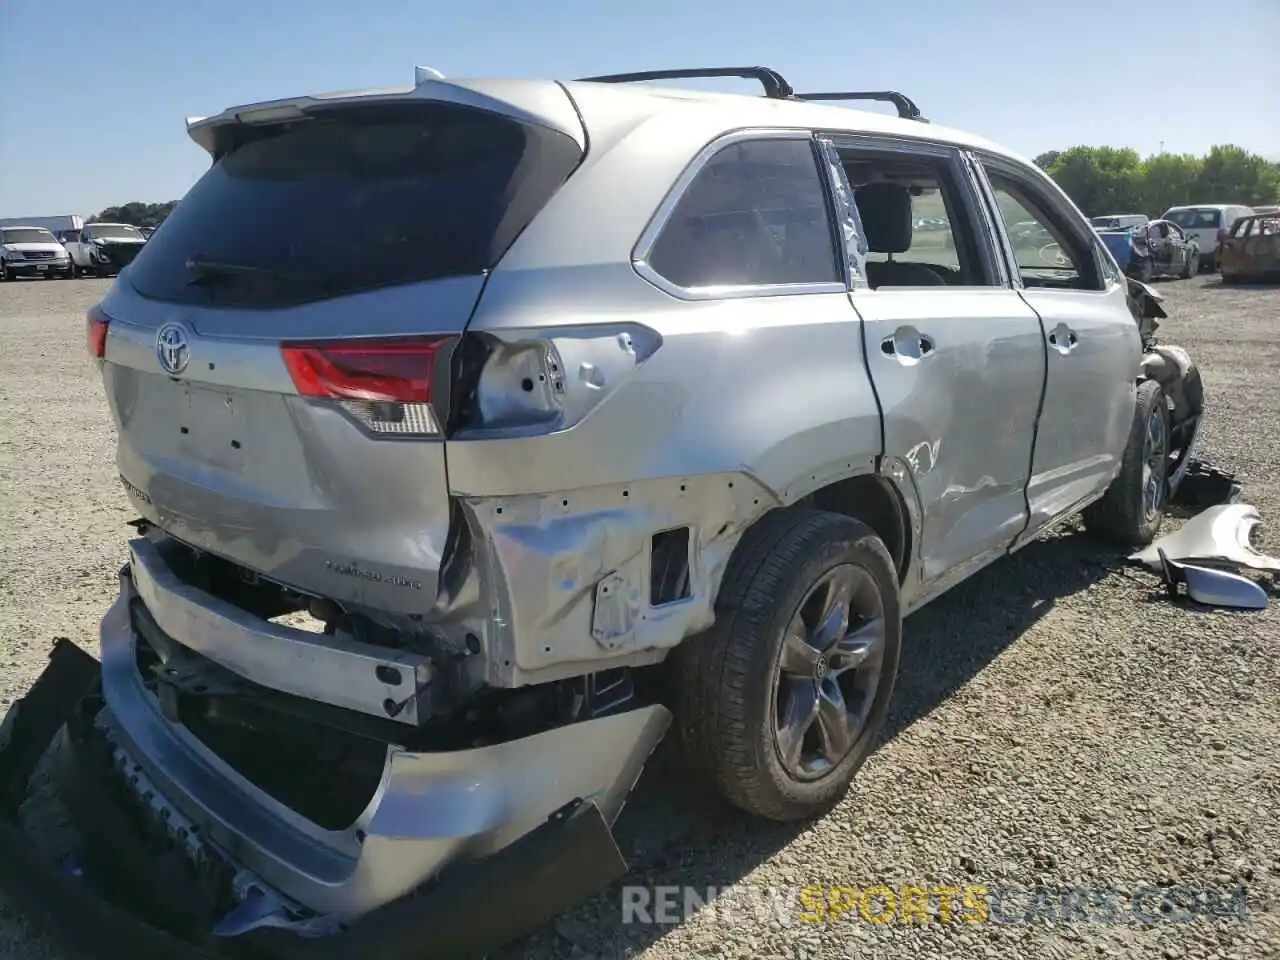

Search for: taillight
xmin=280 ymin=337 xmax=449 ymax=437
xmin=86 ymin=304 xmax=109 ymax=358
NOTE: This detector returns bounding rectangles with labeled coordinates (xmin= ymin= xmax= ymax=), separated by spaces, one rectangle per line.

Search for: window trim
xmin=631 ymin=128 xmax=847 ymax=301
xmin=818 ymin=133 xmax=1005 ymax=292
xmin=973 ymin=152 xmax=1113 ymax=294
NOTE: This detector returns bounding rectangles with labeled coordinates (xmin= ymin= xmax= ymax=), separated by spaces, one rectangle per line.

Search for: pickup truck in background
xmin=59 ymin=221 xmax=149 ymax=277
xmin=0 ymin=225 xmax=74 ymax=280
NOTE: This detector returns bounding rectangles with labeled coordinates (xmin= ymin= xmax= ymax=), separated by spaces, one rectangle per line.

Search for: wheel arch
xmin=800 ymin=471 xmax=914 ymax=584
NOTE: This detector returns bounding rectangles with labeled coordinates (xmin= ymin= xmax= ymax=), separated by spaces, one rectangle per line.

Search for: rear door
xmin=94 ymin=88 xmax=586 ymax=616
xmin=827 ymin=136 xmax=1046 ymax=589
xmin=972 ymin=154 xmax=1140 ymax=541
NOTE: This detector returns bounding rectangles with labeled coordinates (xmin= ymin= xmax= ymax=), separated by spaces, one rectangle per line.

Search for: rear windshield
xmin=1 ymin=228 xmax=56 ymax=244
xmin=1165 ymin=208 xmax=1222 ymax=229
xmin=126 ymin=102 xmax=584 ymax=308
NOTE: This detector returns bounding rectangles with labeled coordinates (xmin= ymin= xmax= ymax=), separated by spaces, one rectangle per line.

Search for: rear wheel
xmin=671 ymin=509 xmax=901 ymax=822
xmin=1082 ymin=379 xmax=1170 ymax=547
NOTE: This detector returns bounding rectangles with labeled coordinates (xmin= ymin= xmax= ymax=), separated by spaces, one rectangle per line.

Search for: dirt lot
xmin=1 ymin=276 xmax=1277 ymax=960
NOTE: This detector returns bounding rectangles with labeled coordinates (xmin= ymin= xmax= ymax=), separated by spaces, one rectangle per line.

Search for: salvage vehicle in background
xmin=0 ymin=64 xmax=1208 ymax=960
xmin=1161 ymin=203 xmax=1254 ymax=271
xmin=0 ymin=225 xmax=74 ymax=280
xmin=1095 ymin=219 xmax=1199 ymax=281
xmin=1090 ymin=213 xmax=1149 ymax=232
xmin=61 ymin=221 xmax=148 ymax=277
xmin=1219 ymin=213 xmax=1280 ymax=283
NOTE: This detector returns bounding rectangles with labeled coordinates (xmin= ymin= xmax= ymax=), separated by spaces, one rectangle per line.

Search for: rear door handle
xmin=880 ymin=327 xmax=936 ymax=365
xmin=1047 ymin=323 xmax=1078 ymax=354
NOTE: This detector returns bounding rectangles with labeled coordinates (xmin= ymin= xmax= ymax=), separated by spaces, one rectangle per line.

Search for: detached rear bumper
xmin=0 ymin=639 xmax=657 ymax=959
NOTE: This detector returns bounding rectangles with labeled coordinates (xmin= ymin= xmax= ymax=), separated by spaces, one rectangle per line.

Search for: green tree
xmin=1036 ymin=144 xmax=1279 ymax=216
xmin=1044 ymin=146 xmax=1144 ymax=216
xmin=1194 ymin=145 xmax=1280 ymax=205
xmin=1139 ymin=153 xmax=1202 ymax=215
xmin=91 ymin=201 xmax=176 ymax=229
xmin=1032 ymin=150 xmax=1061 ymax=171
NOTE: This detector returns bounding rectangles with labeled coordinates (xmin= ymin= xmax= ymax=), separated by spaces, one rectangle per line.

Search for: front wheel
xmin=671 ymin=509 xmax=902 ymax=822
xmin=1082 ymin=379 xmax=1170 ymax=547
xmin=1181 ymin=252 xmax=1198 ymax=279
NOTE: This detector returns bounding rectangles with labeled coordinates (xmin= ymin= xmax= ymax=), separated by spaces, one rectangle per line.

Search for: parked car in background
xmin=1090 ymin=213 xmax=1149 ymax=232
xmin=1219 ymin=213 xmax=1280 ymax=283
xmin=139 ymin=225 xmax=156 ymax=239
xmin=0 ymin=225 xmax=74 ymax=280
xmin=1250 ymin=204 xmax=1279 ymax=216
xmin=1096 ymin=219 xmax=1199 ymax=281
xmin=61 ymin=221 xmax=148 ymax=277
xmin=1161 ymin=204 xmax=1254 ymax=271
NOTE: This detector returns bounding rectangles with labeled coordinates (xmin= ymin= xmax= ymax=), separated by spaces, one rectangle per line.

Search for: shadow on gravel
xmin=498 ymin=529 xmax=1125 ymax=959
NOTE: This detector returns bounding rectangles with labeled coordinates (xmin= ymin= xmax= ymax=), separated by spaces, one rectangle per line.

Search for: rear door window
xmin=642 ymin=137 xmax=841 ymax=292
xmin=125 ymin=102 xmax=584 ymax=308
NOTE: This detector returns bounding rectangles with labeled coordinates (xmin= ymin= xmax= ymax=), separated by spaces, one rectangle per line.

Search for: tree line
xmin=1032 ymin=144 xmax=1279 ymax=218
xmin=90 ymin=144 xmax=1279 ymax=230
xmin=90 ymin=201 xmax=176 ymax=229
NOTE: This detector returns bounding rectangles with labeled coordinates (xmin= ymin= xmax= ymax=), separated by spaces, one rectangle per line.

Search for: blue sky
xmin=2 ymin=0 xmax=1277 ymax=216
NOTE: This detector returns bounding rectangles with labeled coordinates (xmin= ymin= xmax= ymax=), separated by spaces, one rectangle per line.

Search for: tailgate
xmin=94 ymin=86 xmax=586 ymax=616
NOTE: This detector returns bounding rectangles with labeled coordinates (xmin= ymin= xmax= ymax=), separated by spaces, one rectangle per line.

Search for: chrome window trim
xmin=631 ymin=128 xmax=847 ymax=302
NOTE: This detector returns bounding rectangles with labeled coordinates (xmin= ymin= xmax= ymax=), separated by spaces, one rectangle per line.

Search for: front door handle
xmin=1048 ymin=322 xmax=1078 ymax=354
xmin=880 ymin=327 xmax=936 ymax=365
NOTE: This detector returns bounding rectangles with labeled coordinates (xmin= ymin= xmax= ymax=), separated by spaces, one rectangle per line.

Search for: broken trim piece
xmin=1131 ymin=504 xmax=1280 ymax=576
xmin=0 ymin=639 xmax=644 ymax=960
xmin=1157 ymin=549 xmax=1268 ymax=610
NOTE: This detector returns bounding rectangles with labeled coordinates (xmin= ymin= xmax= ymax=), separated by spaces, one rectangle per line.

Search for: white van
xmin=1161 ymin=204 xmax=1255 ymax=270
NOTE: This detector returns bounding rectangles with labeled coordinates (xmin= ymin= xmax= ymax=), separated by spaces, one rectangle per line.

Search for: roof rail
xmin=576 ymin=66 xmax=795 ymax=100
xmin=793 ymin=90 xmax=927 ymax=122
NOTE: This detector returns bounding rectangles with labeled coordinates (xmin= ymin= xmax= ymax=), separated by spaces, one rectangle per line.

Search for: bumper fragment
xmin=0 ymin=639 xmax=637 ymax=959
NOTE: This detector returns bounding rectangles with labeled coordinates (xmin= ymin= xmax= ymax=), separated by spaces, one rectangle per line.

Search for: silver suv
xmin=10 ymin=65 xmax=1204 ymax=956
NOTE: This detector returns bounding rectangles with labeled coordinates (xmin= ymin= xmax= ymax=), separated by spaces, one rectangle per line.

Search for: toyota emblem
xmin=155 ymin=323 xmax=190 ymax=376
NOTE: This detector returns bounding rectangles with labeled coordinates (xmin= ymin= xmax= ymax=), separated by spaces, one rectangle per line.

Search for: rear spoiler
xmin=185 ymin=69 xmax=586 ymax=157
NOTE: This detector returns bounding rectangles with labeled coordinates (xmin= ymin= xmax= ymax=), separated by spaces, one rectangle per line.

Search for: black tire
xmin=1082 ymin=379 xmax=1170 ymax=547
xmin=0 ymin=262 xmax=9 ymax=282
xmin=670 ymin=508 xmax=902 ymax=822
xmin=1180 ymin=252 xmax=1197 ymax=279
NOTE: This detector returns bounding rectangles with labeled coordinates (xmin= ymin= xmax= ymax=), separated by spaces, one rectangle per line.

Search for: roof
xmin=185 ymin=71 xmax=1029 ymax=168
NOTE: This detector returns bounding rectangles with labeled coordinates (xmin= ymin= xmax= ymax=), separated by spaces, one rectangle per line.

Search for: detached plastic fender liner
xmin=239 ymin=798 xmax=627 ymax=960
xmin=0 ymin=638 xmax=207 ymax=960
xmin=0 ymin=639 xmax=632 ymax=960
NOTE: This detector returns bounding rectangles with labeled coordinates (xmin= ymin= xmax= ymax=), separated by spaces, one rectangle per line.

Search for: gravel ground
xmin=1 ymin=275 xmax=1277 ymax=960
